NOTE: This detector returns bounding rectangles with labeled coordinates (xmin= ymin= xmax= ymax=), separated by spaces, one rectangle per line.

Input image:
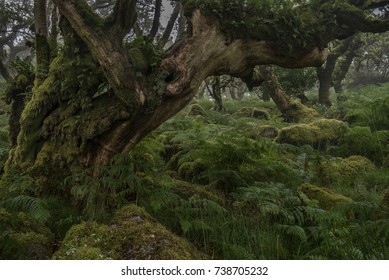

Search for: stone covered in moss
xmin=52 ymin=222 xmax=114 ymax=260
xmin=318 ymin=156 xmax=376 ymax=186
xmin=276 ymin=118 xmax=348 ymax=147
xmin=255 ymin=125 xmax=279 ymax=139
xmin=178 ymin=160 xmax=206 ymax=181
xmin=300 ymin=183 xmax=352 ymax=210
xmin=0 ymin=208 xmax=54 ymax=259
xmin=173 ymin=180 xmax=225 ymax=205
xmin=283 ymin=102 xmax=320 ymax=122
xmin=233 ymin=107 xmax=270 ymax=120
xmin=54 ymin=204 xmax=206 ymax=260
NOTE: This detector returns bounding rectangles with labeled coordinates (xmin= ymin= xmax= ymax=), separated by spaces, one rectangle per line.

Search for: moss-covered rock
xmin=318 ymin=156 xmax=376 ymax=187
xmin=233 ymin=107 xmax=270 ymax=120
xmin=255 ymin=125 xmax=279 ymax=139
xmin=54 ymin=204 xmax=206 ymax=260
xmin=173 ymin=180 xmax=225 ymax=205
xmin=283 ymin=102 xmax=321 ymax=122
xmin=52 ymin=222 xmax=114 ymax=260
xmin=178 ymin=160 xmax=206 ymax=181
xmin=344 ymin=155 xmax=376 ymax=171
xmin=276 ymin=123 xmax=320 ymax=145
xmin=276 ymin=118 xmax=348 ymax=147
xmin=0 ymin=208 xmax=54 ymax=259
xmin=300 ymin=183 xmax=352 ymax=210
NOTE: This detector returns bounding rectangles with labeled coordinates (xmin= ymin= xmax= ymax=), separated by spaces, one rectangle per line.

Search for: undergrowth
xmin=1 ymin=83 xmax=389 ymax=259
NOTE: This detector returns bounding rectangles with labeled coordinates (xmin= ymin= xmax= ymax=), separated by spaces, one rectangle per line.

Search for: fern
xmin=275 ymin=224 xmax=308 ymax=243
xmin=1 ymin=195 xmax=51 ymax=224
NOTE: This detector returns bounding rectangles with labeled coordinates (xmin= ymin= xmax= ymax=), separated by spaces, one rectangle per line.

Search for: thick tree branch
xmin=148 ymin=0 xmax=162 ymax=40
xmin=53 ymin=0 xmax=141 ymax=109
xmin=161 ymin=10 xmax=327 ymax=97
xmin=105 ymin=0 xmax=137 ymax=39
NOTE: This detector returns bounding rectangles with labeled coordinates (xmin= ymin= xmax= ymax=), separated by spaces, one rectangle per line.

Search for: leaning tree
xmin=4 ymin=0 xmax=389 ymax=192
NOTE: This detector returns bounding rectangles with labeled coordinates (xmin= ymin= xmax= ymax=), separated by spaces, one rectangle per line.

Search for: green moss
xmin=300 ymin=183 xmax=352 ymax=210
xmin=344 ymin=155 xmax=376 ymax=172
xmin=128 ymin=47 xmax=150 ymax=74
xmin=173 ymin=180 xmax=225 ymax=205
xmin=54 ymin=205 xmax=206 ymax=260
xmin=284 ymin=102 xmax=321 ymax=122
xmin=318 ymin=156 xmax=376 ymax=187
xmin=276 ymin=118 xmax=348 ymax=147
xmin=182 ymin=0 xmax=328 ymax=56
xmin=0 ymin=208 xmax=54 ymax=259
xmin=53 ymin=222 xmax=115 ymax=260
xmin=73 ymin=0 xmax=104 ymax=32
xmin=255 ymin=125 xmax=279 ymax=139
xmin=276 ymin=123 xmax=320 ymax=146
xmin=233 ymin=107 xmax=270 ymax=120
xmin=178 ymin=160 xmax=206 ymax=181
xmin=313 ymin=119 xmax=349 ymax=140
xmin=9 ymin=37 xmax=122 ymax=187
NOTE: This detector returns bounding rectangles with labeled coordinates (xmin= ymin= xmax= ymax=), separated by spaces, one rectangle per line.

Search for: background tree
xmin=316 ymin=35 xmax=360 ymax=106
xmin=0 ymin=0 xmax=33 ymax=81
xmin=274 ymin=66 xmax=317 ymax=104
xmin=351 ymin=31 xmax=389 ymax=87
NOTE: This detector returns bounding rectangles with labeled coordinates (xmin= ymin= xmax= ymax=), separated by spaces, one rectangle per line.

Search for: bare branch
xmin=159 ymin=2 xmax=180 ymax=48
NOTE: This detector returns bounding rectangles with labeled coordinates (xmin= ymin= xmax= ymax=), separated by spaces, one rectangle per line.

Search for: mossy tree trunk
xmin=6 ymin=0 xmax=389 ymax=191
xmin=242 ymin=66 xmax=319 ymax=122
xmin=259 ymin=66 xmax=319 ymax=122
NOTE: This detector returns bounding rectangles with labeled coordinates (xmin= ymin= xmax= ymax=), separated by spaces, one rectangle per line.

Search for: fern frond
xmin=1 ymin=195 xmax=51 ymax=223
xmin=276 ymin=224 xmax=308 ymax=243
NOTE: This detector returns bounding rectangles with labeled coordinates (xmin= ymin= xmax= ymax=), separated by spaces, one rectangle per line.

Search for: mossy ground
xmin=0 ymin=208 xmax=54 ymax=259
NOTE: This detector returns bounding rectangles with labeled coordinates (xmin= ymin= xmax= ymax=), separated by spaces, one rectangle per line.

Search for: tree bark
xmin=316 ymin=36 xmax=356 ymax=106
xmin=205 ymin=76 xmax=224 ymax=111
xmin=34 ymin=0 xmax=50 ymax=84
xmin=256 ymin=66 xmax=319 ymax=122
xmin=148 ymin=0 xmax=162 ymax=40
